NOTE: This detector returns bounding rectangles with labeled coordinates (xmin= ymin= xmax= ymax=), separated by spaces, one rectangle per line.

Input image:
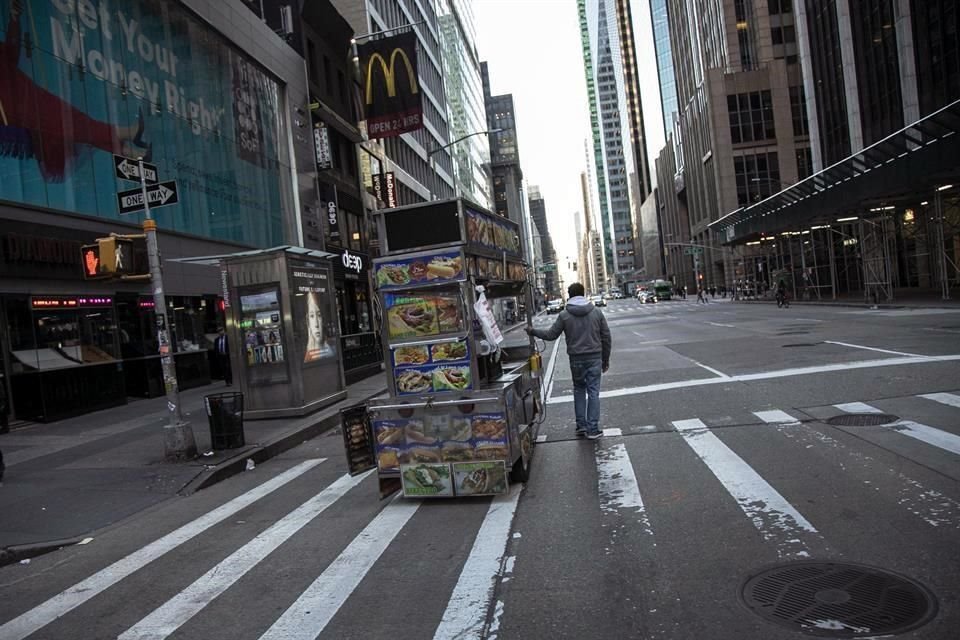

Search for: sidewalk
xmin=0 ymin=372 xmax=387 ymax=566
xmin=731 ymin=289 xmax=960 ymax=309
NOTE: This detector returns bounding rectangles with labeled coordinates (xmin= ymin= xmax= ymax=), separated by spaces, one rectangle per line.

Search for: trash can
xmin=204 ymin=392 xmax=245 ymax=450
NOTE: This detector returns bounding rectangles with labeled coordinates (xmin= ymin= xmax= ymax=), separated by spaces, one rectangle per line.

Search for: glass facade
xmin=850 ymin=0 xmax=903 ymax=146
xmin=911 ymin=0 xmax=960 ymax=118
xmin=0 ymin=0 xmax=288 ymax=247
xmin=650 ymin=0 xmax=677 ymax=138
xmin=806 ymin=0 xmax=852 ymax=165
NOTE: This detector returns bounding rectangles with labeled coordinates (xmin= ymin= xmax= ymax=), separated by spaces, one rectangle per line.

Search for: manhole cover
xmin=826 ymin=414 xmax=899 ymax=426
xmin=783 ymin=343 xmax=819 ymax=348
xmin=741 ymin=561 xmax=937 ymax=637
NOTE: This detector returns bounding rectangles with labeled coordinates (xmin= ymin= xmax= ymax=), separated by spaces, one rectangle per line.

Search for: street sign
xmin=538 ymin=264 xmax=556 ymax=272
xmin=683 ymin=246 xmax=704 ymax=255
xmin=117 ymin=181 xmax=179 ymax=215
xmin=113 ymin=154 xmax=158 ymax=184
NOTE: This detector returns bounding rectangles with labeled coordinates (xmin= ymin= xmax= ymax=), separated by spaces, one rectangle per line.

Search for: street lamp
xmin=427 ymin=129 xmax=503 ymax=200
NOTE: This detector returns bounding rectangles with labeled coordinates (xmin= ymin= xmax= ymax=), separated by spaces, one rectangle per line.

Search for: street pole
xmin=140 ymin=158 xmax=197 ymax=460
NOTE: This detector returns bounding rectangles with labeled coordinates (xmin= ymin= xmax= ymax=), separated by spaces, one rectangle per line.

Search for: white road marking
xmin=707 ymin=322 xmax=735 ymax=328
xmin=535 ymin=434 xmax=548 ymax=443
xmin=834 ymin=402 xmax=884 ymax=414
xmin=0 ymin=459 xmax=326 ymax=640
xmin=754 ymin=410 xmax=799 ymax=424
xmin=434 ymin=486 xmax=523 ymax=640
xmin=894 ymin=420 xmax=960 ymax=457
xmin=824 ymin=340 xmax=925 ymax=357
xmin=120 ymin=471 xmax=368 ymax=640
xmin=543 ymin=337 xmax=562 ymax=403
xmin=692 ymin=360 xmax=729 ymax=378
xmin=596 ymin=443 xmax=652 ymax=535
xmin=602 ymin=428 xmax=623 ymax=436
xmin=261 ymin=497 xmax=421 ymax=640
xmin=546 ymin=354 xmax=960 ymax=404
xmin=672 ymin=419 xmax=820 ymax=559
xmin=920 ymin=392 xmax=960 ymax=409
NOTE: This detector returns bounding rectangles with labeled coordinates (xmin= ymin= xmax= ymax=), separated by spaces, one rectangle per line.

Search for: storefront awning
xmin=169 ymin=245 xmax=337 ymax=266
xmin=710 ymin=98 xmax=960 ymax=244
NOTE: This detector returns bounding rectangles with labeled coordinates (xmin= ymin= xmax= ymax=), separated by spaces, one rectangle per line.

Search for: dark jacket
xmin=531 ymin=297 xmax=611 ymax=365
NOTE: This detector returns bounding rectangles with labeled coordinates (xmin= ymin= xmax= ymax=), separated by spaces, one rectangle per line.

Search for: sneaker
xmin=586 ymin=431 xmax=603 ymax=440
xmin=575 ymin=429 xmax=586 ymax=437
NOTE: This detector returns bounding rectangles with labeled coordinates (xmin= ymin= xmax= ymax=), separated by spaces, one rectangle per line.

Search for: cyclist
xmin=775 ymin=279 xmax=790 ymax=308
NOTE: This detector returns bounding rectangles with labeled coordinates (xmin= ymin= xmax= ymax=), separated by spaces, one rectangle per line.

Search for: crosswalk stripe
xmin=433 ymin=486 xmax=523 ymax=640
xmin=895 ymin=420 xmax=960 ymax=457
xmin=120 ymin=471 xmax=369 ymax=640
xmin=754 ymin=410 xmax=799 ymax=424
xmin=0 ymin=459 xmax=326 ymax=640
xmin=833 ymin=402 xmax=883 ymax=413
xmin=672 ymin=419 xmax=820 ymax=559
xmin=596 ymin=443 xmax=651 ymax=534
xmin=602 ymin=428 xmax=623 ymax=436
xmin=919 ymin=392 xmax=960 ymax=409
xmin=260 ymin=497 xmax=421 ymax=640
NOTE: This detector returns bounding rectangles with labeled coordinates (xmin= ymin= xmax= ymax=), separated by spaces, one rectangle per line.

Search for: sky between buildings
xmin=475 ymin=0 xmax=665 ymax=284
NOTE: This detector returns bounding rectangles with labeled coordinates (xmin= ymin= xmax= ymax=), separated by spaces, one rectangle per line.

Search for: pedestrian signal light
xmin=97 ymin=237 xmax=133 ymax=275
xmin=81 ymin=244 xmax=105 ymax=279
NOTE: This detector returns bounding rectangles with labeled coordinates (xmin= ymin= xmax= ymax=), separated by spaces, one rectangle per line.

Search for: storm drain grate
xmin=826 ymin=414 xmax=899 ymax=426
xmin=741 ymin=561 xmax=937 ymax=637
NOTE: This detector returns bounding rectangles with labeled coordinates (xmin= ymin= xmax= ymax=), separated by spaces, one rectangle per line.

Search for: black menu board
xmin=340 ymin=405 xmax=376 ymax=475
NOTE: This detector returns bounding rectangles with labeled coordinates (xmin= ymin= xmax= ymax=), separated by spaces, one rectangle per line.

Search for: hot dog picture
xmin=426 ymin=255 xmax=463 ymax=280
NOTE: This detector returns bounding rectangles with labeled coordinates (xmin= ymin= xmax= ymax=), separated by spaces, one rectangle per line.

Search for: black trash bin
xmin=204 ymin=392 xmax=245 ymax=450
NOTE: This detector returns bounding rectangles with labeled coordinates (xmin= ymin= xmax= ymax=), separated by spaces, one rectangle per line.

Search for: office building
xmin=0 ymin=0 xmax=316 ymax=420
xmin=654 ymin=0 xmax=810 ymax=289
xmin=579 ymin=171 xmax=605 ymax=294
xmin=577 ymin=0 xmax=654 ymax=290
xmin=481 ymin=63 xmax=526 ymax=236
xmin=649 ymin=0 xmax=678 ymax=138
xmin=438 ymin=0 xmax=491 ymax=207
xmin=528 ymin=186 xmax=559 ymax=299
xmin=331 ymin=0 xmax=455 ymax=204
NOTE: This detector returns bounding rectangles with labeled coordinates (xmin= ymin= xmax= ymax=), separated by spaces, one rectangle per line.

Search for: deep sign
xmin=342 ymin=249 xmax=363 ymax=273
xmin=117 ymin=181 xmax=180 ymax=215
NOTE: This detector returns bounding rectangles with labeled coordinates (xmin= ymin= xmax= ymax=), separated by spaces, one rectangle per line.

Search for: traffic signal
xmin=98 ymin=237 xmax=133 ymax=275
xmin=81 ymin=243 xmax=106 ymax=279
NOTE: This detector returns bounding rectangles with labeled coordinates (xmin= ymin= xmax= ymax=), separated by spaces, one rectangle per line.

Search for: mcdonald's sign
xmin=358 ymin=32 xmax=423 ymax=139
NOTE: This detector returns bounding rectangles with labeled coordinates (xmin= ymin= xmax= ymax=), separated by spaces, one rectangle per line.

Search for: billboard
xmin=358 ymin=31 xmax=423 ymax=139
xmin=0 ymin=0 xmax=288 ymax=247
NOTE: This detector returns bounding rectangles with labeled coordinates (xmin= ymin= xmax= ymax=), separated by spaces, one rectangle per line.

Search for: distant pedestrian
xmin=215 ymin=328 xmax=232 ymax=385
xmin=697 ymin=287 xmax=707 ymax=304
xmin=526 ymin=282 xmax=611 ymax=440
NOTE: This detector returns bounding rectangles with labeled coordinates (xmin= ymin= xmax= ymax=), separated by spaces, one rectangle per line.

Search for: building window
xmin=912 ymin=0 xmax=960 ymax=117
xmin=727 ymin=91 xmax=776 ymax=144
xmin=789 ymin=85 xmax=809 ymax=137
xmin=850 ymin=0 xmax=903 ymax=145
xmin=323 ymin=55 xmax=332 ymax=96
xmin=307 ymin=40 xmax=319 ymax=86
xmin=768 ymin=0 xmax=793 ymax=13
xmin=734 ymin=152 xmax=781 ymax=207
xmin=796 ymin=147 xmax=813 ymax=179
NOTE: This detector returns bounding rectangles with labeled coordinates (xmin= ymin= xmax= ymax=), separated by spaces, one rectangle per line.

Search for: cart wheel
xmin=510 ymin=430 xmax=533 ymax=483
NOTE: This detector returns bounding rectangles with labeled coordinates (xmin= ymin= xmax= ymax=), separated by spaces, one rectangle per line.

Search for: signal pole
xmin=140 ymin=157 xmax=197 ymax=460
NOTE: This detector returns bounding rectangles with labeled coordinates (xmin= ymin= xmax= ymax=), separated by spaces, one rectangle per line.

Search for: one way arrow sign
xmin=113 ymin=154 xmax=158 ymax=184
xmin=117 ymin=181 xmax=180 ymax=215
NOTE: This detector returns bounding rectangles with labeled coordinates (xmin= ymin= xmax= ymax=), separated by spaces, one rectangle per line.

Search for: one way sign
xmin=117 ymin=181 xmax=180 ymax=215
xmin=113 ymin=154 xmax=158 ymax=184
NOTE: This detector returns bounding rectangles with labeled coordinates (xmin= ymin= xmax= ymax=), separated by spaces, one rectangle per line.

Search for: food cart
xmin=350 ymin=198 xmax=542 ymax=498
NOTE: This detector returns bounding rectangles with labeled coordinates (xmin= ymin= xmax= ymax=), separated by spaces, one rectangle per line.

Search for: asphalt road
xmin=2 ymin=298 xmax=959 ymax=640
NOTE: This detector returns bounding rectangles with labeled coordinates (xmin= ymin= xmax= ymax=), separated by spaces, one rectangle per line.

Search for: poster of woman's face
xmin=303 ymin=291 xmax=335 ymax=363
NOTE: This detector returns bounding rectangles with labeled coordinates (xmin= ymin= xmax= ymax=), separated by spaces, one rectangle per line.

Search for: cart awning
xmin=169 ymin=245 xmax=337 ymax=266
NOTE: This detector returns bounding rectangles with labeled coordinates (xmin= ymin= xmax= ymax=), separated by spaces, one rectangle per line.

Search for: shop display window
xmin=7 ymin=296 xmax=118 ymax=371
xmin=238 ymin=289 xmax=286 ymax=366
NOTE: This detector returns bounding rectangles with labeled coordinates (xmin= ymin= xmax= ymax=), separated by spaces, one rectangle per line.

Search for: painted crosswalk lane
xmin=3 ymin=392 xmax=960 ymax=639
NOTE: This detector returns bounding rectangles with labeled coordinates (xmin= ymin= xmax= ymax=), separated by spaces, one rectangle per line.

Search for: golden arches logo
xmin=365 ymin=49 xmax=418 ymax=105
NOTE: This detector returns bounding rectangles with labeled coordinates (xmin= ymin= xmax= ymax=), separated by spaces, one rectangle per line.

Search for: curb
xmin=0 ymin=535 xmax=87 ymax=568
xmin=732 ymin=299 xmax=959 ymax=310
xmin=179 ymin=386 xmax=389 ymax=495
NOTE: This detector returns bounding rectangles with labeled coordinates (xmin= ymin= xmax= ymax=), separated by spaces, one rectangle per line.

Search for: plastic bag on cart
xmin=474 ymin=288 xmax=504 ymax=346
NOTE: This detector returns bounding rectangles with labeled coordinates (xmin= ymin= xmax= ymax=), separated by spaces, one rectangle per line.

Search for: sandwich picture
xmin=388 ymin=302 xmax=438 ymax=338
xmin=441 ymin=442 xmax=474 ymax=462
xmin=396 ymin=369 xmax=432 ymax=393
xmin=431 ymin=340 xmax=467 ymax=362
xmin=426 ymin=255 xmax=463 ymax=280
xmin=433 ymin=366 xmax=471 ymax=391
xmin=455 ymin=462 xmax=507 ymax=495
xmin=435 ymin=298 xmax=462 ymax=332
xmin=408 ymin=447 xmax=442 ymax=463
xmin=377 ymin=264 xmax=410 ymax=287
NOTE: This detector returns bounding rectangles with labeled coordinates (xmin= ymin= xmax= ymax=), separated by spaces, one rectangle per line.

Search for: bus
xmin=652 ymin=279 xmax=673 ymax=300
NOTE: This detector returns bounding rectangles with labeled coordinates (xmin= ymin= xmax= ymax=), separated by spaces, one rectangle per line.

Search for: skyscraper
xmin=481 ymin=63 xmax=525 ymax=228
xmin=528 ymin=186 xmax=559 ymax=298
xmin=438 ymin=0 xmax=491 ymax=207
xmin=649 ymin=0 xmax=678 ymax=137
xmin=578 ymin=0 xmax=653 ymax=290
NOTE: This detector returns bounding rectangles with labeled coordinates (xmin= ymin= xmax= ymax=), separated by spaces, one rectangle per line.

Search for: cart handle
xmin=370 ymin=396 xmax=502 ymax=411
xmin=389 ymin=335 xmax=466 ymax=348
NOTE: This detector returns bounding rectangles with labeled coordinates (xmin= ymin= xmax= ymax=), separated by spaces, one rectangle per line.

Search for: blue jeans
xmin=570 ymin=357 xmax=602 ymax=433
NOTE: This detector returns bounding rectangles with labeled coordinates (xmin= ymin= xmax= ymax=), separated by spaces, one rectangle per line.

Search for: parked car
xmin=546 ymin=299 xmax=564 ymax=314
xmin=590 ymin=294 xmax=606 ymax=307
xmin=638 ymin=290 xmax=658 ymax=304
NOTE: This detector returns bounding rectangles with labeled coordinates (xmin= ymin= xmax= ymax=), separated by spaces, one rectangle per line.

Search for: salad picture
xmin=402 ymin=463 xmax=453 ymax=497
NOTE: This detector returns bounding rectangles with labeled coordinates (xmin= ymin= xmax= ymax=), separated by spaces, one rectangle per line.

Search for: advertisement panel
xmin=0 ymin=0 xmax=286 ymax=246
xmin=288 ymin=264 xmax=338 ymax=365
xmin=358 ymin=31 xmax=423 ymax=138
